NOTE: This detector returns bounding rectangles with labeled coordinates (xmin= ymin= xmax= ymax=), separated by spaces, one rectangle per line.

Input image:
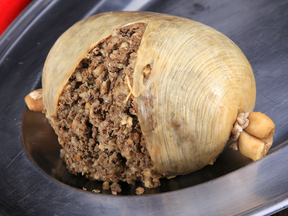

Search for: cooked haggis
xmin=27 ymin=12 xmax=275 ymax=194
xmin=55 ymin=23 xmax=162 ymax=188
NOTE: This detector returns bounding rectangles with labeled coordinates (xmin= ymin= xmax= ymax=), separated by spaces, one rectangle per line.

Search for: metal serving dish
xmin=0 ymin=0 xmax=288 ymax=215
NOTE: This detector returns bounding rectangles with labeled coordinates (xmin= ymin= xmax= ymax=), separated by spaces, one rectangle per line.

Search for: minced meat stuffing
xmin=55 ymin=23 xmax=162 ymax=191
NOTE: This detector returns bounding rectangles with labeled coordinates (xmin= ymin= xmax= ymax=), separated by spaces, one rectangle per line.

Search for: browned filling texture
xmin=55 ymin=23 xmax=161 ymax=192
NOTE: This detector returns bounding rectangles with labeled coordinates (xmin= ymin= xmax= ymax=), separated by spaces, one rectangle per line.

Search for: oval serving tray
xmin=1 ymin=0 xmax=288 ymax=215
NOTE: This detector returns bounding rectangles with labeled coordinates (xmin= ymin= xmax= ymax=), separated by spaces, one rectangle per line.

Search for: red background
xmin=0 ymin=0 xmax=31 ymax=35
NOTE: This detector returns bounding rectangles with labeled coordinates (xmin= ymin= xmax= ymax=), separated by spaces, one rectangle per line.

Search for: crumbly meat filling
xmin=55 ymin=23 xmax=161 ymax=189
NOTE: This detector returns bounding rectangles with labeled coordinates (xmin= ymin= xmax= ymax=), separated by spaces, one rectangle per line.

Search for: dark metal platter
xmin=0 ymin=0 xmax=288 ymax=215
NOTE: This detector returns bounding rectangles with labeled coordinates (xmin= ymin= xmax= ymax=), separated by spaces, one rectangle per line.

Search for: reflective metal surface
xmin=0 ymin=0 xmax=288 ymax=215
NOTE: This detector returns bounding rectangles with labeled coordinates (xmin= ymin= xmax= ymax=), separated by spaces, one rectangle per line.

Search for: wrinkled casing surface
xmin=42 ymin=11 xmax=256 ymax=175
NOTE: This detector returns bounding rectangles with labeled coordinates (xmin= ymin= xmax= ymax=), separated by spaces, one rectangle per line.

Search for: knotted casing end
xmin=230 ymin=112 xmax=275 ymax=161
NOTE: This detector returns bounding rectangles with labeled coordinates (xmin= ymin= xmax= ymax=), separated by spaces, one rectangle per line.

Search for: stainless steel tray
xmin=1 ymin=0 xmax=288 ymax=215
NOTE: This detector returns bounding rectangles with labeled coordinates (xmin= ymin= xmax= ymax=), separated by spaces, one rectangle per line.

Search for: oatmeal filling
xmin=55 ymin=23 xmax=161 ymax=190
